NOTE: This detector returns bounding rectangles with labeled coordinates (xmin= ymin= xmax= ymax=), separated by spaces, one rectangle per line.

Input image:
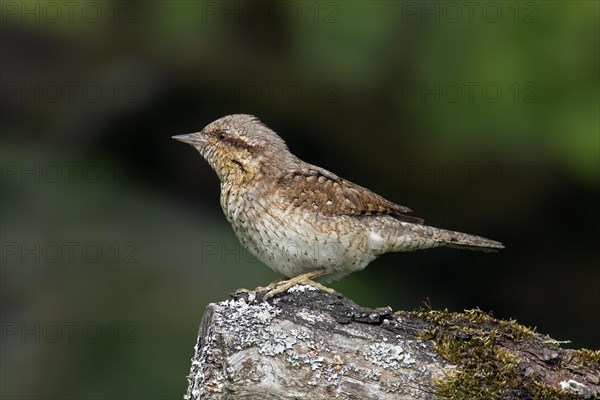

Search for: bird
xmin=173 ymin=114 xmax=503 ymax=298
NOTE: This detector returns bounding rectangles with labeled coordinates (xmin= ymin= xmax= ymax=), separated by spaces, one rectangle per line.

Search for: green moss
xmin=396 ymin=308 xmax=584 ymax=399
xmin=570 ymin=349 xmax=600 ymax=371
xmin=563 ymin=349 xmax=600 ymax=384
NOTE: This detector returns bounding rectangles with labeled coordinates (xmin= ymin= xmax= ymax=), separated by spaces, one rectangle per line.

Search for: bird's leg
xmin=254 ymin=279 xmax=284 ymax=293
xmin=260 ymin=269 xmax=335 ymax=300
xmin=234 ymin=277 xmax=287 ymax=294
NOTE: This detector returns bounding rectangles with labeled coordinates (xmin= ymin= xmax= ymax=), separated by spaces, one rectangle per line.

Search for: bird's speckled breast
xmin=220 ymin=181 xmax=378 ymax=279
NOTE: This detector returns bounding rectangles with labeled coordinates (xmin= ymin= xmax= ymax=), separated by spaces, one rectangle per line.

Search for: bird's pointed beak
xmin=172 ymin=132 xmax=205 ymax=146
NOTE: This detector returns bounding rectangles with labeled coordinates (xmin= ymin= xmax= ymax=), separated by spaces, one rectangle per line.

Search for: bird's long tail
xmin=390 ymin=223 xmax=504 ymax=252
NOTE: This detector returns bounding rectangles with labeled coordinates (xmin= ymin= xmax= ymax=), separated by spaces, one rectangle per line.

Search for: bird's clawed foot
xmin=257 ymin=270 xmax=335 ymax=301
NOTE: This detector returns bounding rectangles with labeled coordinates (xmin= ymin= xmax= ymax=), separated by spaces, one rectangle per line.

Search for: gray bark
xmin=185 ymin=286 xmax=599 ymax=399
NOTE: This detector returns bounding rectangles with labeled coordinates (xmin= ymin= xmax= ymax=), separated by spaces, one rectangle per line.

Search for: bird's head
xmin=173 ymin=114 xmax=295 ymax=183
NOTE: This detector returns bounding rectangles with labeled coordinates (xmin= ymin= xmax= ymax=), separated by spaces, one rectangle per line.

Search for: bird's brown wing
xmin=277 ymin=166 xmax=424 ymax=224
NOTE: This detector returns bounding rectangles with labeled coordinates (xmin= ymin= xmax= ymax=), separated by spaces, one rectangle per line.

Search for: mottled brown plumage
xmin=173 ymin=114 xmax=503 ymax=284
xmin=277 ymin=167 xmax=424 ymax=224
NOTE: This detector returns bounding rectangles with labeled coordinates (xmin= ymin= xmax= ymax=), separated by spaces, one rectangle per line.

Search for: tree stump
xmin=185 ymin=286 xmax=599 ymax=399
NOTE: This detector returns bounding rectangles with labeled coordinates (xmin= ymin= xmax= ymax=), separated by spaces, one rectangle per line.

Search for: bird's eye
xmin=218 ymin=132 xmax=226 ymax=140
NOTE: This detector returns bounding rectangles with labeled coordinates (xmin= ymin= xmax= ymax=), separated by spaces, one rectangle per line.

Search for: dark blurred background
xmin=1 ymin=1 xmax=598 ymax=398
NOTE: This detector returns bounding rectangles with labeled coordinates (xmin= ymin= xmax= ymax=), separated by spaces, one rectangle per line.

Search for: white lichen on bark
xmin=185 ymin=288 xmax=448 ymax=399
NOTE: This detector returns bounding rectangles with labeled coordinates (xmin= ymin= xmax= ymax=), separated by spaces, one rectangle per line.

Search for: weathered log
xmin=185 ymin=286 xmax=599 ymax=399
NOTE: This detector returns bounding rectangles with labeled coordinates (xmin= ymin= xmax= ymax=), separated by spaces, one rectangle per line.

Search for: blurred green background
xmin=1 ymin=1 xmax=598 ymax=398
